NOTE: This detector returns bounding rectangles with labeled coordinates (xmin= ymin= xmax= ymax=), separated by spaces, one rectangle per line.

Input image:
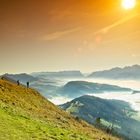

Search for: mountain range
xmin=31 ymin=71 xmax=84 ymax=79
xmin=0 ymin=65 xmax=140 ymax=139
xmin=31 ymin=65 xmax=140 ymax=80
xmin=88 ymin=65 xmax=140 ymax=80
xmin=2 ymin=65 xmax=140 ymax=82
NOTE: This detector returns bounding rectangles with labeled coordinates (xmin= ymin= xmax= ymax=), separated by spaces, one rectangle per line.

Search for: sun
xmin=122 ymin=0 xmax=136 ymax=9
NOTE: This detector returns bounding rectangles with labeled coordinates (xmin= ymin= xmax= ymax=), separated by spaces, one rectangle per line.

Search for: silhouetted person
xmin=106 ymin=127 xmax=110 ymax=134
xmin=17 ymin=80 xmax=20 ymax=86
xmin=27 ymin=81 xmax=29 ymax=88
xmin=106 ymin=124 xmax=113 ymax=134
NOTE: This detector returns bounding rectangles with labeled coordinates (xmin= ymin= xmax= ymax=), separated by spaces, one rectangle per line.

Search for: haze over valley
xmin=1 ymin=65 xmax=140 ymax=139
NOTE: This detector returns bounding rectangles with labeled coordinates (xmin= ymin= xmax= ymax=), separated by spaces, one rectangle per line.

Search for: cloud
xmin=40 ymin=27 xmax=81 ymax=41
xmin=94 ymin=13 xmax=139 ymax=35
xmin=49 ymin=96 xmax=71 ymax=105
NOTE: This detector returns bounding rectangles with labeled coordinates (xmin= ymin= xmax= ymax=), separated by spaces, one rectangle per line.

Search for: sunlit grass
xmin=0 ymin=80 xmax=119 ymax=140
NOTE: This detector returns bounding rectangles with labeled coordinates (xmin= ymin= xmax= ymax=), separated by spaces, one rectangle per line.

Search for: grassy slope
xmin=0 ymin=79 xmax=120 ymax=140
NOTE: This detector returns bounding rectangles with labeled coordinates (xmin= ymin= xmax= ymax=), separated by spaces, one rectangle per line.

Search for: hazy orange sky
xmin=0 ymin=0 xmax=140 ymax=74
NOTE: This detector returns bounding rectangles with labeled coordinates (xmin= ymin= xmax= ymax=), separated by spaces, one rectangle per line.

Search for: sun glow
xmin=122 ymin=0 xmax=136 ymax=9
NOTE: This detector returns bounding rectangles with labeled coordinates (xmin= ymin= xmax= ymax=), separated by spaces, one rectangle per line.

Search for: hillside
xmin=88 ymin=65 xmax=140 ymax=80
xmin=60 ymin=95 xmax=140 ymax=140
xmin=0 ymin=79 xmax=119 ymax=140
xmin=55 ymin=81 xmax=135 ymax=98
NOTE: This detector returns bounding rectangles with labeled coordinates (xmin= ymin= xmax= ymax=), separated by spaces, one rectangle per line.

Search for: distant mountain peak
xmin=88 ymin=65 xmax=140 ymax=79
xmin=31 ymin=70 xmax=84 ymax=78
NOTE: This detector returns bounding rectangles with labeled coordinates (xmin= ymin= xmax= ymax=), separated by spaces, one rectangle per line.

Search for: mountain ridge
xmin=31 ymin=70 xmax=84 ymax=79
xmin=55 ymin=81 xmax=137 ymax=99
xmin=60 ymin=95 xmax=140 ymax=140
xmin=88 ymin=65 xmax=140 ymax=79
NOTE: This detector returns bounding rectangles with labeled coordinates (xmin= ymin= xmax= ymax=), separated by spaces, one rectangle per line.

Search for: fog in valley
xmin=48 ymin=78 xmax=140 ymax=110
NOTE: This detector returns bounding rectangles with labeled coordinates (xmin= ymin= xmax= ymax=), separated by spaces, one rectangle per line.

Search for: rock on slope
xmin=0 ymin=79 xmax=119 ymax=140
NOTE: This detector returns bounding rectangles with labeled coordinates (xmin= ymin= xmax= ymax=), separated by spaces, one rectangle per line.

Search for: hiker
xmin=106 ymin=127 xmax=110 ymax=134
xmin=27 ymin=81 xmax=29 ymax=88
xmin=17 ymin=80 xmax=20 ymax=86
xmin=106 ymin=124 xmax=113 ymax=134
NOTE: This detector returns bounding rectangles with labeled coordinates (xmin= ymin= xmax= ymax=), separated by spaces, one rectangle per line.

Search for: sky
xmin=0 ymin=0 xmax=140 ymax=74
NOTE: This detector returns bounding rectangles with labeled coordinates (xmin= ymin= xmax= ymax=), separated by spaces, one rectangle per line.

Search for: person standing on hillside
xmin=17 ymin=80 xmax=20 ymax=86
xmin=27 ymin=81 xmax=29 ymax=88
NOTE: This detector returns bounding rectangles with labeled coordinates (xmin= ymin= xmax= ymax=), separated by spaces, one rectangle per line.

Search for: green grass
xmin=0 ymin=79 xmax=120 ymax=140
xmin=0 ymin=108 xmax=95 ymax=140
